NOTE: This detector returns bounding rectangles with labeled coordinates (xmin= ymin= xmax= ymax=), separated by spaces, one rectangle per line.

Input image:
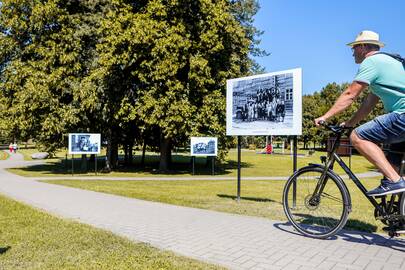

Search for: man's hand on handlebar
xmin=314 ymin=116 xmax=327 ymax=127
xmin=315 ymin=116 xmax=355 ymax=128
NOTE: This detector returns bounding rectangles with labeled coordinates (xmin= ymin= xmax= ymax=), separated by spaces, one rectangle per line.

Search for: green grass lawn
xmin=15 ymin=147 xmax=71 ymax=162
xmin=0 ymin=151 xmax=9 ymax=160
xmin=9 ymin=148 xmax=375 ymax=178
xmin=43 ymin=177 xmax=391 ymax=234
xmin=0 ymin=194 xmax=222 ymax=270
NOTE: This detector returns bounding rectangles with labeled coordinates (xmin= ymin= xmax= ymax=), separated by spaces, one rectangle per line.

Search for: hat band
xmin=347 ymin=40 xmax=385 ymax=48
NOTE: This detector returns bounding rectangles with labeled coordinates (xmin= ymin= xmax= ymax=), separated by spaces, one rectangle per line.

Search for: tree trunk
xmin=81 ymin=154 xmax=87 ymax=171
xmin=128 ymin=143 xmax=133 ymax=165
xmin=159 ymin=136 xmax=172 ymax=171
xmin=111 ymin=142 xmax=118 ymax=168
xmin=106 ymin=128 xmax=119 ymax=171
xmin=124 ymin=144 xmax=128 ymax=165
xmin=89 ymin=154 xmax=95 ymax=163
xmin=141 ymin=139 xmax=147 ymax=167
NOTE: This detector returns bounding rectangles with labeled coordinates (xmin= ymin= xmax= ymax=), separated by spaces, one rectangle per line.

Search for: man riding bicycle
xmin=315 ymin=30 xmax=405 ymax=196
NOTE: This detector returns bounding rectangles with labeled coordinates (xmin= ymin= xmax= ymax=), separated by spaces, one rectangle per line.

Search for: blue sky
xmin=253 ymin=0 xmax=404 ymax=95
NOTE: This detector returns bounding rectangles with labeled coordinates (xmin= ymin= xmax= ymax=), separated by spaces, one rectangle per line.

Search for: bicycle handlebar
xmin=318 ymin=120 xmax=352 ymax=134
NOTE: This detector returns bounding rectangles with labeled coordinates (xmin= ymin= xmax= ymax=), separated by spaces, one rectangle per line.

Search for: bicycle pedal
xmin=389 ymin=232 xmax=400 ymax=238
xmin=383 ymin=226 xmax=405 ymax=234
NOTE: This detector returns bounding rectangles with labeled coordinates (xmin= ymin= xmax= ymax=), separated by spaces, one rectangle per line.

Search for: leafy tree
xmin=302 ymin=93 xmax=321 ymax=149
xmin=0 ymin=0 xmax=110 ymax=153
xmin=92 ymin=0 xmax=256 ymax=170
xmin=229 ymin=0 xmax=268 ymax=73
xmin=302 ymin=82 xmax=385 ymax=148
xmin=0 ymin=0 xmax=263 ymax=171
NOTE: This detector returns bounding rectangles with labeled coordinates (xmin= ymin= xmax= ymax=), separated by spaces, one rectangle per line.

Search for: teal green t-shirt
xmin=354 ymin=53 xmax=405 ymax=113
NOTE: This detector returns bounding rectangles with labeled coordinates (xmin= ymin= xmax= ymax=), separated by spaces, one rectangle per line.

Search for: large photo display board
xmin=190 ymin=137 xmax=218 ymax=156
xmin=68 ymin=133 xmax=101 ymax=154
xmin=226 ymin=68 xmax=302 ymax=136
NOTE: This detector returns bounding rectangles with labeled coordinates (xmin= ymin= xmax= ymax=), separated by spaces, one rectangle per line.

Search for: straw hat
xmin=347 ymin=30 xmax=385 ymax=48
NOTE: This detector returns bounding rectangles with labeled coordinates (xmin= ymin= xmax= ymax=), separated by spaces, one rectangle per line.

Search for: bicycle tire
xmin=283 ymin=165 xmax=351 ymax=239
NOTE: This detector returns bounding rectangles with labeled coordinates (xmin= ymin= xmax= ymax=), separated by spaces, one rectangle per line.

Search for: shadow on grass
xmin=12 ymin=154 xmax=254 ymax=176
xmin=345 ymin=219 xmax=378 ymax=233
xmin=217 ymin=194 xmax=278 ymax=203
xmin=0 ymin=246 xmax=11 ymax=254
xmin=102 ymin=158 xmax=253 ymax=176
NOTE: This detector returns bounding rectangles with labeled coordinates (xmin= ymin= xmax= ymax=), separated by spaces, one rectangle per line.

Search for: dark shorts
xmin=354 ymin=112 xmax=405 ymax=168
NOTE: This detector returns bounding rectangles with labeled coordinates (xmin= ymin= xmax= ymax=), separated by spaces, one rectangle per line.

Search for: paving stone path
xmin=0 ymin=152 xmax=404 ymax=270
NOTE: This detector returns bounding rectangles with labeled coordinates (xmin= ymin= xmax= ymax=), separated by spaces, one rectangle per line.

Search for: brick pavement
xmin=0 ymin=153 xmax=404 ymax=270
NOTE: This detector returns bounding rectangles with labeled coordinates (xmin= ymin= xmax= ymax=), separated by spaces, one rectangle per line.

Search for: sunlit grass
xmin=9 ymin=148 xmax=375 ymax=178
xmin=0 ymin=194 xmax=222 ymax=270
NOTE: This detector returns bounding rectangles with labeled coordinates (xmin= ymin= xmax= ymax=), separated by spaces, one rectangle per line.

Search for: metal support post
xmin=71 ymin=154 xmax=74 ymax=176
xmin=192 ymin=156 xmax=195 ymax=175
xmin=293 ymin=136 xmax=298 ymax=208
xmin=237 ymin=136 xmax=242 ymax=202
xmin=212 ymin=156 xmax=215 ymax=176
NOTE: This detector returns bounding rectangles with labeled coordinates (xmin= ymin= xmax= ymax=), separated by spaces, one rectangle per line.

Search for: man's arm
xmin=344 ymin=92 xmax=379 ymax=127
xmin=314 ymin=81 xmax=368 ymax=125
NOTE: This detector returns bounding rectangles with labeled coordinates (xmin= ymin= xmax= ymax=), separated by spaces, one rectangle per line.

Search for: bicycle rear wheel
xmin=283 ymin=166 xmax=350 ymax=239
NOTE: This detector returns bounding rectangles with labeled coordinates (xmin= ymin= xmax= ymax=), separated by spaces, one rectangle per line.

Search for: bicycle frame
xmin=285 ymin=124 xmax=404 ymax=238
xmin=319 ymin=130 xmax=395 ymax=216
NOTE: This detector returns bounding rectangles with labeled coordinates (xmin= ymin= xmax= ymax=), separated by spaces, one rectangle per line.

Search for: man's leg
xmin=387 ymin=141 xmax=405 ymax=175
xmin=350 ymin=131 xmax=401 ymax=182
xmin=351 ymin=112 xmax=405 ymax=196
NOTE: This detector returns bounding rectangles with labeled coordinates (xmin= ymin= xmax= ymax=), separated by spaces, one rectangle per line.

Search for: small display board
xmin=190 ymin=137 xmax=218 ymax=156
xmin=68 ymin=133 xmax=101 ymax=155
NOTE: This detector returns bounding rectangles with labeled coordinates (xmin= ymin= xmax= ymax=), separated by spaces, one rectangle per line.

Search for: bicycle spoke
xmin=321 ymin=192 xmax=344 ymax=204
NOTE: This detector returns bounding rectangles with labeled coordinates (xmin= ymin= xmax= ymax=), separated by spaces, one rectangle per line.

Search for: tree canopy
xmin=1 ymin=0 xmax=385 ymax=169
xmin=0 ymin=0 xmax=263 ymax=170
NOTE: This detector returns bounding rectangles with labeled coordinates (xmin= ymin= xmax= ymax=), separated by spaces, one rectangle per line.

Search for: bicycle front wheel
xmin=283 ymin=166 xmax=350 ymax=239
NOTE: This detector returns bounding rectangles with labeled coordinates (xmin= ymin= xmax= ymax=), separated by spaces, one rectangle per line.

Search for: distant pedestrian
xmin=9 ymin=143 xmax=13 ymax=153
xmin=12 ymin=142 xmax=17 ymax=153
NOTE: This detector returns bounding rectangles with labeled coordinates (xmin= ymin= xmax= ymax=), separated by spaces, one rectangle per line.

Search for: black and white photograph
xmin=68 ymin=133 xmax=101 ymax=155
xmin=190 ymin=137 xmax=218 ymax=156
xmin=226 ymin=68 xmax=302 ymax=136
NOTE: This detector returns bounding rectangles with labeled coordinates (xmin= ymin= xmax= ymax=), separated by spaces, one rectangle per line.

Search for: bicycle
xmin=282 ymin=122 xmax=405 ymax=239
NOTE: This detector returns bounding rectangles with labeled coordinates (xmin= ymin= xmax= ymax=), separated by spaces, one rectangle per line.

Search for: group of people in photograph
xmin=240 ymin=87 xmax=286 ymax=122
